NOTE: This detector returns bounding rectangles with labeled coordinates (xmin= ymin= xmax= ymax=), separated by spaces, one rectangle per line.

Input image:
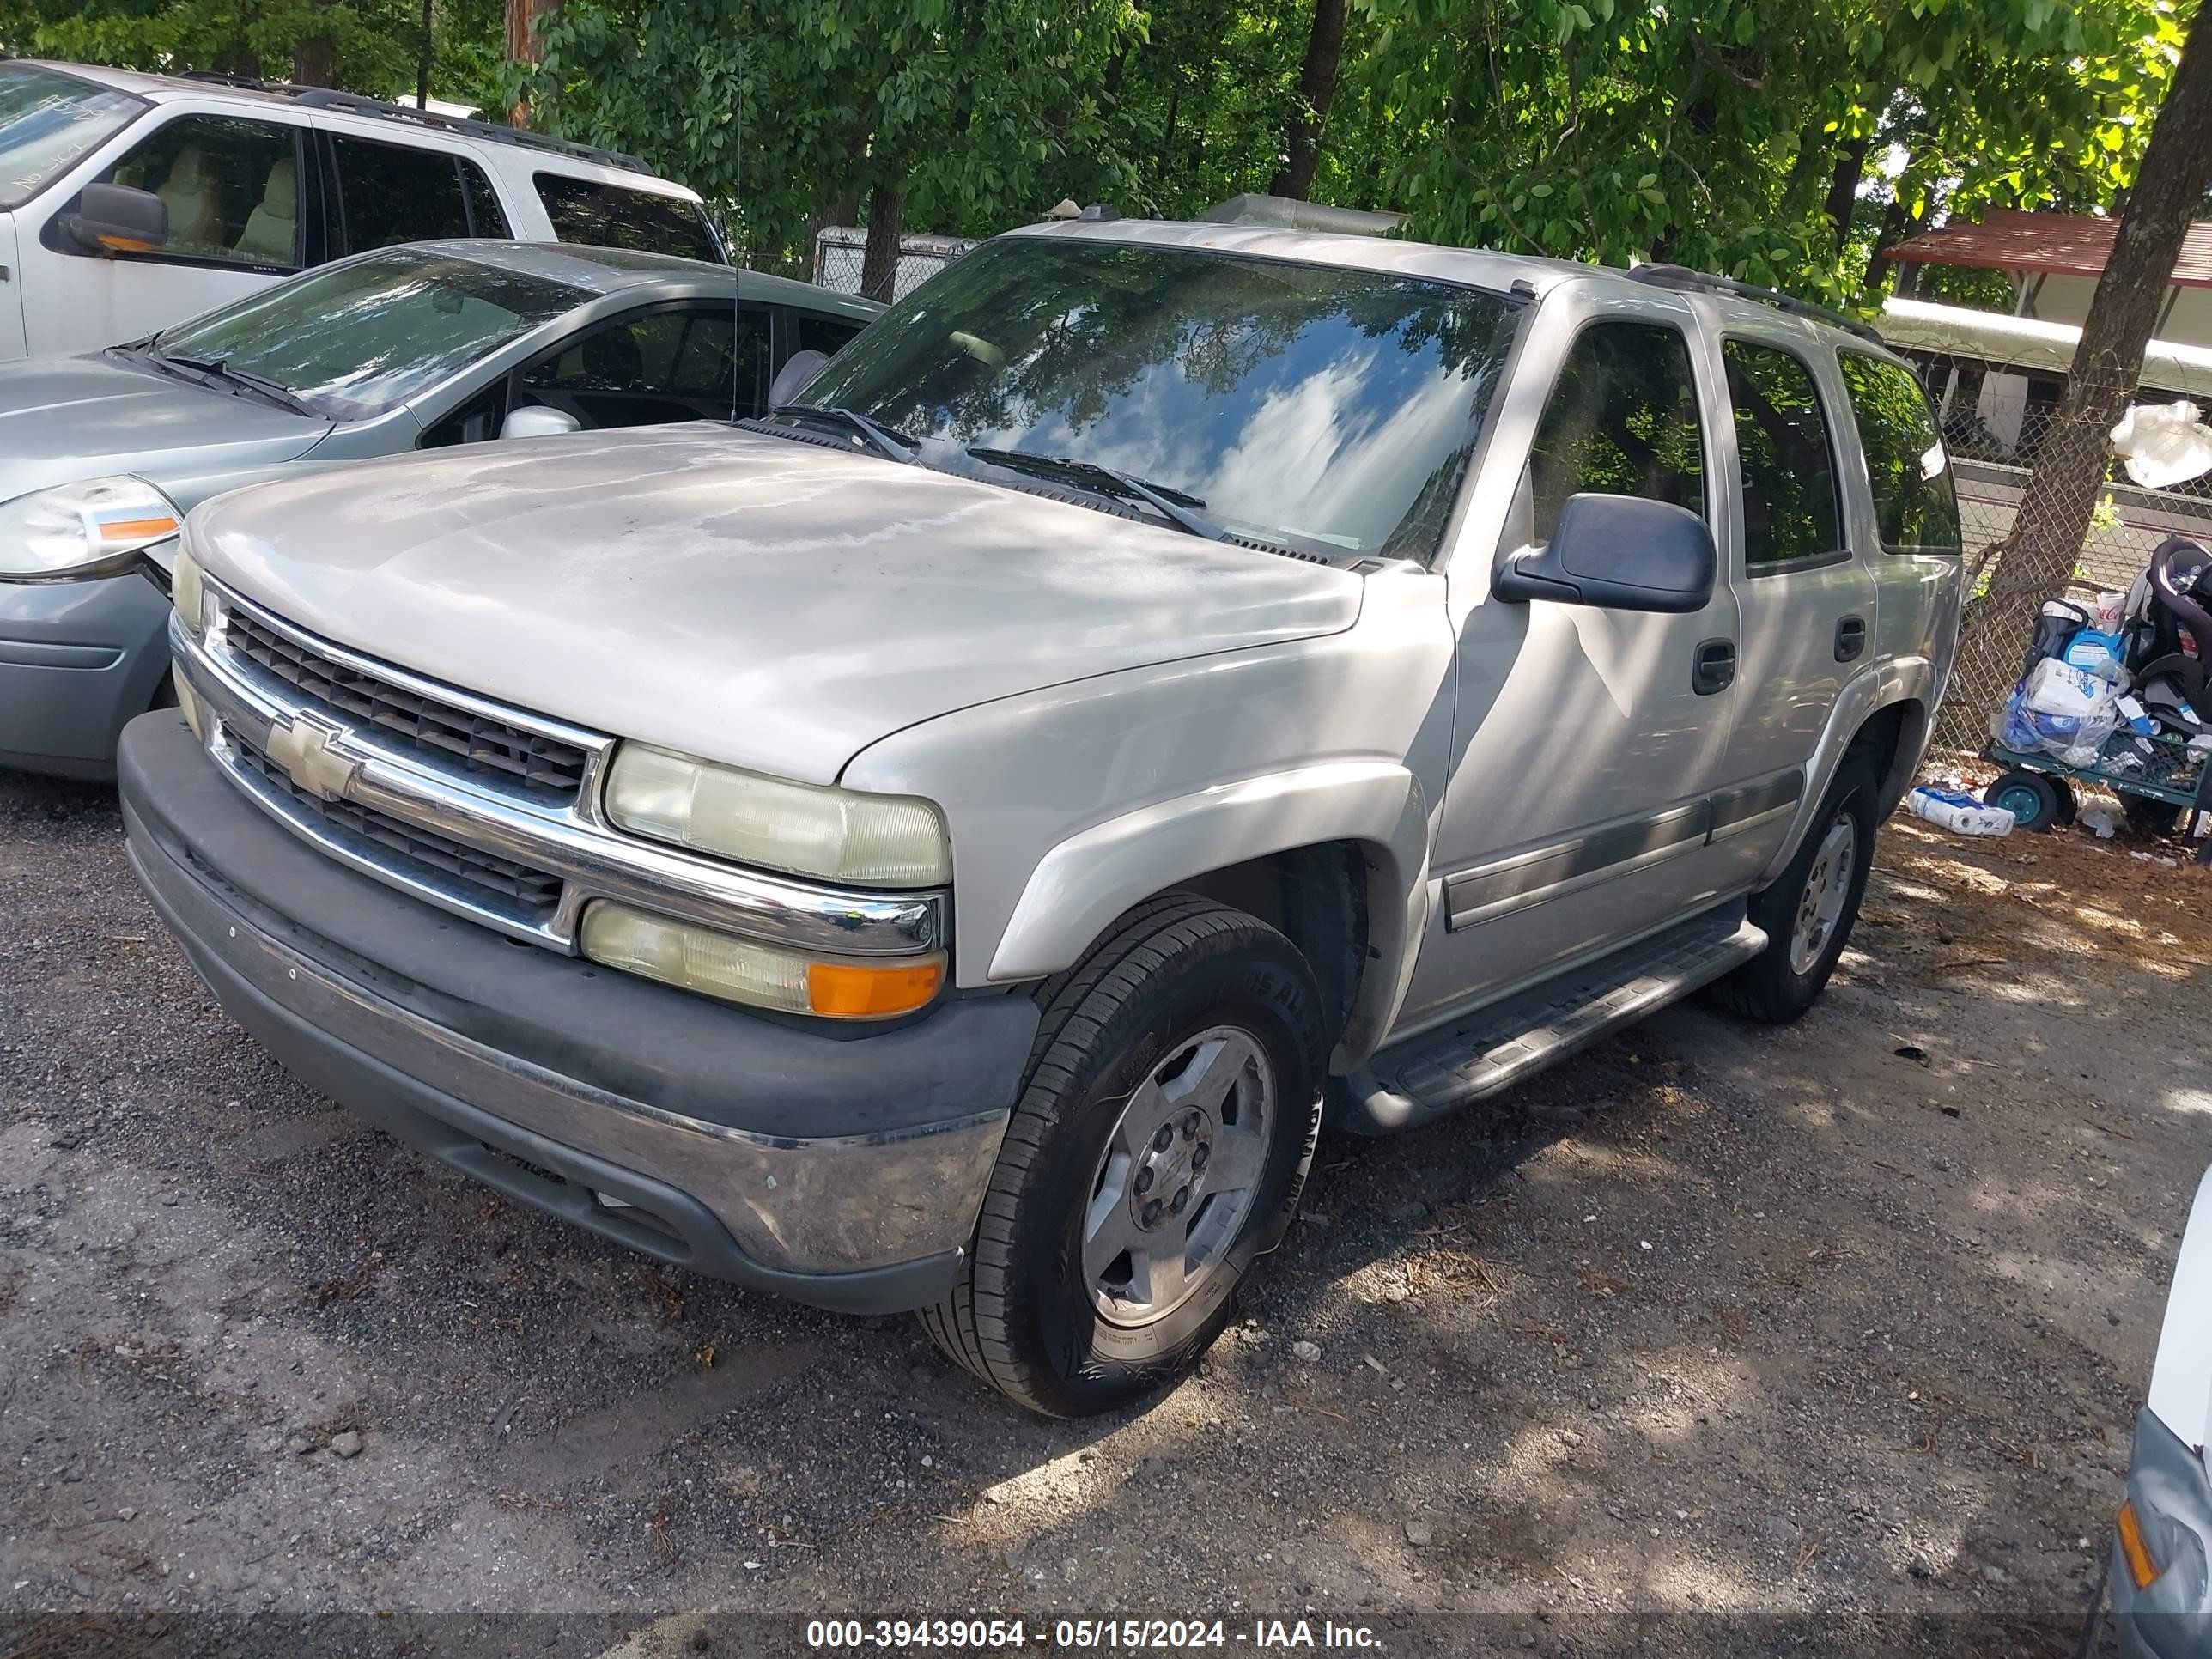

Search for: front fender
xmin=988 ymin=761 xmax=1433 ymax=1054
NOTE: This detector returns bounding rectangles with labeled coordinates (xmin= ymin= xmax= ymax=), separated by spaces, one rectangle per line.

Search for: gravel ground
xmin=3 ymin=766 xmax=2208 ymax=1658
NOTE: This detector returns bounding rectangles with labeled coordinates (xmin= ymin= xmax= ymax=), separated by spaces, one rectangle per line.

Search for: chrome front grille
xmin=226 ymin=608 xmax=590 ymax=799
xmin=172 ymin=578 xmax=948 ymax=964
xmin=232 ymin=739 xmax=566 ymax=921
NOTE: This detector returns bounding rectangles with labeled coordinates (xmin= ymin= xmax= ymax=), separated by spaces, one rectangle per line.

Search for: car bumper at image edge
xmin=117 ymin=712 xmax=1037 ymax=1316
xmin=2112 ymin=1409 xmax=2212 ymax=1659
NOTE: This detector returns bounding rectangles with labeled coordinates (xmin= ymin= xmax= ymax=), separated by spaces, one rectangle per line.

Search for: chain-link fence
xmin=811 ymin=227 xmax=978 ymax=301
xmin=1917 ymin=352 xmax=2212 ymax=745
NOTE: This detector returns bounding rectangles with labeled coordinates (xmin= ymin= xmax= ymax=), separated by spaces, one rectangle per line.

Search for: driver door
xmin=1400 ymin=307 xmax=1746 ymax=1024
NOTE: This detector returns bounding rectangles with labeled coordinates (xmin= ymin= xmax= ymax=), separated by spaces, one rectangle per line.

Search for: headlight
xmin=0 ymin=476 xmax=181 ymax=580
xmin=603 ymin=743 xmax=951 ymax=887
xmin=171 ymin=538 xmax=208 ymax=640
xmin=580 ymin=900 xmax=945 ymax=1019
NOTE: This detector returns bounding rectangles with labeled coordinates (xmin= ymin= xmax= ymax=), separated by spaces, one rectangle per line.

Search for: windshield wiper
xmin=769 ymin=403 xmax=917 ymax=465
xmin=151 ymin=348 xmax=319 ymax=418
xmin=964 ymin=448 xmax=1226 ymax=542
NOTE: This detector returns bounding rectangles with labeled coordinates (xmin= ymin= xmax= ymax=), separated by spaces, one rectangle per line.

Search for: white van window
xmin=330 ymin=135 xmax=501 ymax=252
xmin=93 ymin=113 xmax=302 ymax=270
xmin=534 ymin=171 xmax=722 ymax=264
xmin=0 ymin=64 xmax=143 ymax=210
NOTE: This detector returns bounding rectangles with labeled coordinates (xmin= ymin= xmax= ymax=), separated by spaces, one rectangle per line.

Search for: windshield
xmin=795 ymin=237 xmax=1525 ymax=560
xmin=0 ymin=65 xmax=143 ymax=210
xmin=152 ymin=248 xmax=587 ymax=420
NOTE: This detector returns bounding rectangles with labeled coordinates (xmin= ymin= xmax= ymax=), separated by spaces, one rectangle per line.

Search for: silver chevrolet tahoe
xmin=122 ymin=218 xmax=1964 ymax=1417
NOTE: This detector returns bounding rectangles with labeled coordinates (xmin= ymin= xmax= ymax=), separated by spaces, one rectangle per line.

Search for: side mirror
xmin=60 ymin=182 xmax=168 ymax=256
xmin=1492 ymin=493 xmax=1716 ymax=614
xmin=767 ymin=349 xmax=830 ymax=408
xmin=500 ymin=404 xmax=582 ymax=441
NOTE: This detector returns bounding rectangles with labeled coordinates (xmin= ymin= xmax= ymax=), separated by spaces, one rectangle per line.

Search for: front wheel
xmin=1709 ymin=756 xmax=1879 ymax=1024
xmin=921 ymin=896 xmax=1324 ymax=1417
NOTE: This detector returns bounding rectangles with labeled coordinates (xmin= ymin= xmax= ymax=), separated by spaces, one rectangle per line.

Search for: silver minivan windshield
xmin=793 ymin=237 xmax=1527 ymax=561
xmin=147 ymin=248 xmax=587 ymax=421
xmin=0 ymin=64 xmax=144 ymax=210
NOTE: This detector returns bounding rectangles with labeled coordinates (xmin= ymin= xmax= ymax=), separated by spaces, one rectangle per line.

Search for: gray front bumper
xmin=120 ymin=712 xmax=1036 ymax=1314
xmin=0 ymin=570 xmax=172 ymax=778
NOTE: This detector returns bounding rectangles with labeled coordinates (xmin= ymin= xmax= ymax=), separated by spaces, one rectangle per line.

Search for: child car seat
xmin=232 ymin=158 xmax=296 ymax=266
xmin=156 ymin=143 xmax=222 ymax=250
xmin=2124 ymin=536 xmax=2212 ymax=726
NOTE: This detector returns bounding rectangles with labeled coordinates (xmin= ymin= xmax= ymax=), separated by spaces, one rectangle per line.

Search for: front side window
xmin=1838 ymin=352 xmax=1963 ymax=554
xmin=521 ymin=304 xmax=769 ymax=422
xmin=0 ymin=64 xmax=143 ymax=210
xmin=152 ymin=247 xmax=584 ymax=419
xmin=1722 ymin=339 xmax=1844 ymax=568
xmin=91 ymin=114 xmax=301 ymax=268
xmin=330 ymin=136 xmax=479 ymax=253
xmin=1526 ymin=321 xmax=1706 ymax=542
xmin=535 ymin=173 xmax=723 ymax=264
xmin=796 ymin=238 xmax=1526 ymax=561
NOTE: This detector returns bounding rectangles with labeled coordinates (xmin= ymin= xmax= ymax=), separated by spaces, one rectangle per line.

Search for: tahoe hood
xmin=190 ymin=426 xmax=1364 ymax=784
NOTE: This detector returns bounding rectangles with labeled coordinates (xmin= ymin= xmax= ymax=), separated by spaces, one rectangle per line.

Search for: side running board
xmin=1331 ymin=905 xmax=1767 ymax=1135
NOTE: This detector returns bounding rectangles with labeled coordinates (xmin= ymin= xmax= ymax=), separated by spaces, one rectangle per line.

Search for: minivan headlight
xmin=0 ymin=476 xmax=180 ymax=580
xmin=603 ymin=743 xmax=951 ymax=887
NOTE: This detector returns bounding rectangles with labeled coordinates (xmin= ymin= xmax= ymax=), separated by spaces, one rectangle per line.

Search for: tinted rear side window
xmin=1722 ymin=340 xmax=1843 ymax=568
xmin=534 ymin=173 xmax=722 ymax=263
xmin=795 ymin=313 xmax=865 ymax=358
xmin=1838 ymin=353 xmax=1963 ymax=554
xmin=331 ymin=136 xmax=471 ymax=252
xmin=1528 ymin=321 xmax=1707 ymax=542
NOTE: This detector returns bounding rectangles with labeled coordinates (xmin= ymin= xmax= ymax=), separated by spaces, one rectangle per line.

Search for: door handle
xmin=1693 ymin=638 xmax=1736 ymax=696
xmin=1835 ymin=615 xmax=1868 ymax=663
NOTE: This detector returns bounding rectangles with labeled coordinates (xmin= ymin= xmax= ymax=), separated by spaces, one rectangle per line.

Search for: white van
xmin=0 ymin=60 xmax=724 ymax=360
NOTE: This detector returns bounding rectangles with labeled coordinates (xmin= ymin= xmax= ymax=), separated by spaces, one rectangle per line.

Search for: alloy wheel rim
xmin=1083 ymin=1024 xmax=1273 ymax=1328
xmin=1789 ymin=816 xmax=1857 ymax=976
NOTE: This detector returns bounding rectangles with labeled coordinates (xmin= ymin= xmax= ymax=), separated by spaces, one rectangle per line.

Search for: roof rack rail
xmin=1626 ymin=263 xmax=1885 ymax=346
xmin=173 ymin=71 xmax=652 ymax=174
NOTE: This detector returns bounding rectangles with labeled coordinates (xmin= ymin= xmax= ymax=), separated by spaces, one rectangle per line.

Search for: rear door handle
xmin=1835 ymin=615 xmax=1868 ymax=663
xmin=1693 ymin=638 xmax=1736 ymax=696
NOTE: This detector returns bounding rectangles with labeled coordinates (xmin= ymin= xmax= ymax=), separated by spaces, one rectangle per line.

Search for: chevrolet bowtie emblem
xmin=264 ymin=716 xmax=361 ymax=803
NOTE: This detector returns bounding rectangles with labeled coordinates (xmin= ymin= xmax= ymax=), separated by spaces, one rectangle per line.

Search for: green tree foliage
xmin=0 ymin=0 xmax=508 ymax=109
xmin=14 ymin=0 xmax=2193 ymax=310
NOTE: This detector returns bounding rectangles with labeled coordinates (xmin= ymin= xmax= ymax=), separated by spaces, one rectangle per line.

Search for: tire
xmin=1709 ymin=755 xmax=1880 ymax=1024
xmin=920 ymin=895 xmax=1325 ymax=1418
xmin=2121 ymin=793 xmax=2185 ymax=839
xmin=1984 ymin=769 xmax=2062 ymax=833
xmin=2049 ymin=776 xmax=2080 ymax=827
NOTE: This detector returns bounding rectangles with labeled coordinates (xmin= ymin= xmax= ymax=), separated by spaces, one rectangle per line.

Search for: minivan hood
xmin=190 ymin=426 xmax=1364 ymax=784
xmin=0 ymin=351 xmax=331 ymax=502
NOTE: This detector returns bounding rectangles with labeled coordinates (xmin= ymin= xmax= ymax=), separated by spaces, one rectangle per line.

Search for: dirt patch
xmin=2 ymin=769 xmax=2203 ymax=1657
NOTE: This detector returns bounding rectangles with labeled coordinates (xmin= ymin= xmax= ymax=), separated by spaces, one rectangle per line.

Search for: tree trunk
xmin=1823 ymin=130 xmax=1871 ymax=255
xmin=416 ymin=0 xmax=434 ymax=109
xmin=505 ymin=0 xmax=561 ymax=127
xmin=860 ymin=182 xmax=904 ymax=303
xmin=293 ymin=1 xmax=337 ymax=88
xmin=1268 ymin=0 xmax=1348 ymax=200
xmin=1951 ymin=15 xmax=2212 ymax=716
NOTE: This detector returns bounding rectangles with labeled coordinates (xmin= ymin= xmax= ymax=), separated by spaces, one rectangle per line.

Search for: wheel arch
xmin=1756 ymin=660 xmax=1934 ymax=888
xmin=985 ymin=761 xmax=1432 ymax=1070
